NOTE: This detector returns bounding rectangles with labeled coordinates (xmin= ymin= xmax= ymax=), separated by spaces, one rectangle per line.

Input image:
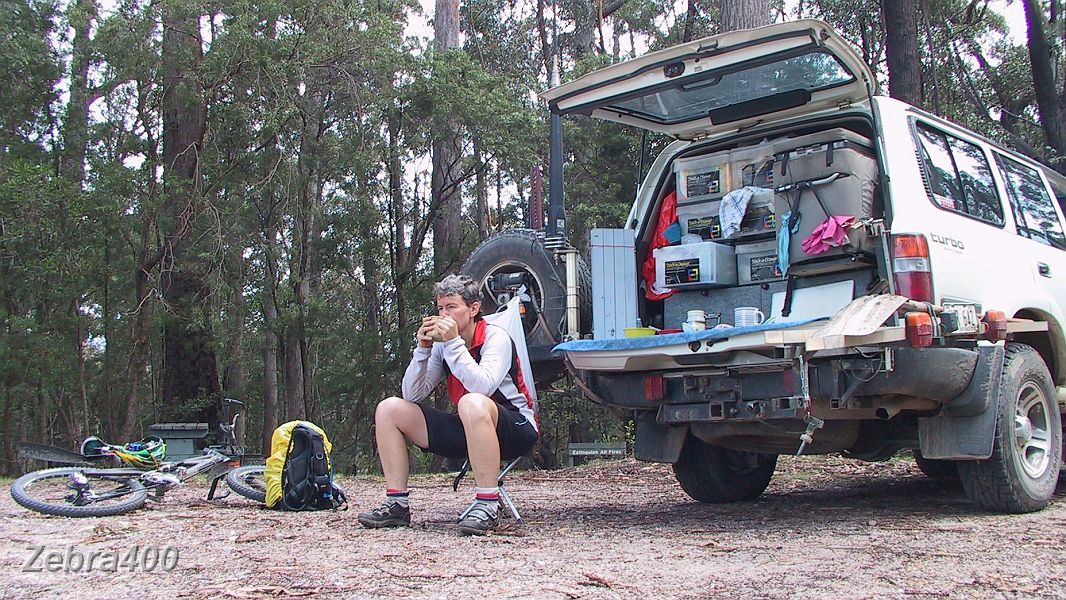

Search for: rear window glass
xmin=608 ymin=51 xmax=854 ymax=124
xmin=914 ymin=123 xmax=1003 ymax=225
xmin=995 ymin=154 xmax=1066 ymax=250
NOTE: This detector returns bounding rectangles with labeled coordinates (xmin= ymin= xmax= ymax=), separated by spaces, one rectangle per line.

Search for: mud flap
xmin=917 ymin=345 xmax=1005 ymax=460
xmin=634 ymin=414 xmax=687 ymax=463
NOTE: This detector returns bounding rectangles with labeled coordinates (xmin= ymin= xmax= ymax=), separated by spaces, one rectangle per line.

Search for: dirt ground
xmin=2 ymin=455 xmax=1066 ymax=599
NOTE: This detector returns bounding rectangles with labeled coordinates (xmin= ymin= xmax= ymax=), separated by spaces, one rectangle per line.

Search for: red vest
xmin=444 ymin=320 xmax=534 ymax=417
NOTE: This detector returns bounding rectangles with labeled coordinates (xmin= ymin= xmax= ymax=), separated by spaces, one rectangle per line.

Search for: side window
xmin=995 ymin=154 xmax=1066 ymax=251
xmin=1052 ymin=178 xmax=1066 ymax=221
xmin=914 ymin=122 xmax=1004 ymax=225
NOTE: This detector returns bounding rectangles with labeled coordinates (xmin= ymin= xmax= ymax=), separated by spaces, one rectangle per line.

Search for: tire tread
xmin=957 ymin=343 xmax=1062 ymax=513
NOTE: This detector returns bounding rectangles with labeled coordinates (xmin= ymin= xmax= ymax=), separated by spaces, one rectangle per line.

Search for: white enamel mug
xmin=733 ymin=306 xmax=765 ymax=327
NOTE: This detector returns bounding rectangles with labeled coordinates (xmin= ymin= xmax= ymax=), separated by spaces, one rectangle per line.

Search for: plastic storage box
xmin=674 ymin=144 xmax=777 ymax=241
xmin=654 ymin=242 xmax=737 ymax=289
xmin=674 ymin=148 xmax=732 ymax=203
xmin=736 ymin=239 xmax=783 ymax=285
xmin=676 ymin=188 xmax=775 ymax=241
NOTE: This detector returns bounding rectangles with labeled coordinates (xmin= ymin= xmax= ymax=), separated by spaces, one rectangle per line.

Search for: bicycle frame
xmin=67 ymin=399 xmax=252 ymax=502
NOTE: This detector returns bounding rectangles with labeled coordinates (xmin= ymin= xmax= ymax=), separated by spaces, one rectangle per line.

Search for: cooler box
xmin=654 ymin=242 xmax=736 ymax=289
xmin=773 ymin=128 xmax=879 ymax=275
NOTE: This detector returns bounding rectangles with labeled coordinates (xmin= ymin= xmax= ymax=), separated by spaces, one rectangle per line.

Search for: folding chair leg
xmin=456 ymin=456 xmax=526 ymax=524
xmin=498 ymin=486 xmax=522 ymax=524
xmin=458 ymin=501 xmax=475 ymax=522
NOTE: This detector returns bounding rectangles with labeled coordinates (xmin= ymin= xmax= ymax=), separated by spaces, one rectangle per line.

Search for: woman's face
xmin=436 ymin=294 xmax=479 ymax=332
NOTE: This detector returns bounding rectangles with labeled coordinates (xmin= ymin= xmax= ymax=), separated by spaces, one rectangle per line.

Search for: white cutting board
xmin=768 ymin=280 xmax=855 ymax=323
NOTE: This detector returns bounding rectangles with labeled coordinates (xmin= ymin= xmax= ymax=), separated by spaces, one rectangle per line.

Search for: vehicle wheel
xmin=225 ymin=465 xmax=267 ymax=503
xmin=913 ymin=450 xmax=959 ymax=480
xmin=672 ymin=434 xmax=777 ymax=503
xmin=11 ymin=467 xmax=146 ymax=517
xmin=958 ymin=343 xmax=1063 ymax=513
xmin=461 ymin=229 xmax=592 ymax=348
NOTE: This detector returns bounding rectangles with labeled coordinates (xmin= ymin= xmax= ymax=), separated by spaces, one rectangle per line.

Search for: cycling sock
xmin=473 ymin=486 xmax=499 ymax=515
xmin=386 ymin=488 xmax=409 ymax=508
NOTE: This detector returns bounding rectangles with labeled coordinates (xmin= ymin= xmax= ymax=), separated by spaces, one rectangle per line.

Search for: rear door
xmin=992 ymin=151 xmax=1066 ymax=324
xmin=541 ymin=20 xmax=876 ymax=140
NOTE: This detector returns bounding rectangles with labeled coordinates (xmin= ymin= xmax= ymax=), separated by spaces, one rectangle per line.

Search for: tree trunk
xmin=61 ymin=0 xmax=96 ymax=184
xmin=73 ymin=299 xmax=88 ymax=443
xmin=159 ymin=0 xmax=219 ymax=427
xmin=882 ymin=0 xmax=923 ymax=108
xmin=284 ymin=331 xmax=306 ymax=420
xmin=262 ymin=226 xmax=281 ymax=453
xmin=222 ymin=277 xmax=246 ymax=445
xmin=720 ymin=0 xmax=769 ymax=31
xmin=1022 ymin=0 xmax=1066 ymax=173
xmin=432 ymin=0 xmax=463 ymax=276
xmin=161 ymin=271 xmax=221 ymax=425
xmin=682 ymin=0 xmax=700 ymax=42
xmin=262 ymin=324 xmax=279 ymax=453
xmin=121 ymin=229 xmax=153 ymax=440
xmin=536 ymin=0 xmax=555 ymax=82
xmin=387 ymin=109 xmax=408 ymax=333
xmin=474 ymin=141 xmax=489 ymax=241
xmin=101 ymin=236 xmax=115 ymax=437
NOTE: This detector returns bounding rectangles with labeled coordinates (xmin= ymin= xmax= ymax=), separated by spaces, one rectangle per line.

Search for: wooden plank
xmin=762 ymin=327 xmax=821 ymax=345
xmin=805 ymin=326 xmax=906 ymax=351
xmin=1005 ymin=320 xmax=1049 ymax=333
xmin=808 ymin=294 xmax=908 ymax=339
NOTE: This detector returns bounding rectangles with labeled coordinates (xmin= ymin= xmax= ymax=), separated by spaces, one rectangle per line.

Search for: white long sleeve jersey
xmin=401 ymin=319 xmax=538 ymax=432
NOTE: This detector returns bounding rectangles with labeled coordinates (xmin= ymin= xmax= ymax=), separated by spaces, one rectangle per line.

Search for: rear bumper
xmin=584 ymin=346 xmax=980 ymax=418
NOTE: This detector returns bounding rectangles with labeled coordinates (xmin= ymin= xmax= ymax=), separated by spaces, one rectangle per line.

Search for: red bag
xmin=642 ymin=191 xmax=678 ymax=301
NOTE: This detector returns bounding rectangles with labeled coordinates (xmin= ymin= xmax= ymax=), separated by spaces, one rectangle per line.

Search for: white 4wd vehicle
xmin=462 ymin=20 xmax=1066 ymax=513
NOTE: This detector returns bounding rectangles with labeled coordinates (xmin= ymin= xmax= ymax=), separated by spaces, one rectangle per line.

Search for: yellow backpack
xmin=264 ymin=421 xmax=346 ymax=510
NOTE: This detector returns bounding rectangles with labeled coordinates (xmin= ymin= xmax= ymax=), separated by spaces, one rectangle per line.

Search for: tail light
xmin=982 ymin=310 xmax=1008 ymax=341
xmin=892 ymin=234 xmax=934 ymax=303
xmin=644 ymin=375 xmax=665 ymax=402
xmin=905 ymin=312 xmax=933 ymax=347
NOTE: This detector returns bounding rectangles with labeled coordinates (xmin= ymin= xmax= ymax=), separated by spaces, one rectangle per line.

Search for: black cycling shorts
xmin=418 ymin=403 xmax=538 ymax=460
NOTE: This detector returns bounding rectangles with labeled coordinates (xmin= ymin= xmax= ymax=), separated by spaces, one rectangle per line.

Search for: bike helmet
xmin=80 ymin=436 xmax=106 ymax=457
xmin=112 ymin=436 xmax=167 ymax=468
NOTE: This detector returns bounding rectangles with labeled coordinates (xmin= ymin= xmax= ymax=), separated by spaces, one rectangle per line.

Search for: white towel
xmin=719 ymin=186 xmax=770 ymax=238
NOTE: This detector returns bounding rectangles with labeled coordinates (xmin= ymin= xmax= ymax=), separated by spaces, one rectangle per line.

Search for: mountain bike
xmin=11 ymin=399 xmax=267 ymax=517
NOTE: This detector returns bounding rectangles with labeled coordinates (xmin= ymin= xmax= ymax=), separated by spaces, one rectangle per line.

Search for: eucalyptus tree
xmin=1020 ymin=0 xmax=1065 ymax=172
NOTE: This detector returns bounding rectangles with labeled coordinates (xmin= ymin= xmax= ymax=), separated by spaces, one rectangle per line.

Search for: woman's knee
xmin=375 ymin=396 xmax=412 ymax=422
xmin=457 ymin=393 xmax=496 ymax=422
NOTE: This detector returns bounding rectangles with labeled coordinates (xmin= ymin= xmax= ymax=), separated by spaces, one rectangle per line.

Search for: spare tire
xmin=461 ymin=229 xmax=590 ymax=349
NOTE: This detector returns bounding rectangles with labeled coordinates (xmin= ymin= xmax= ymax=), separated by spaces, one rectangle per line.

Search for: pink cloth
xmin=801 ymin=215 xmax=856 ymax=256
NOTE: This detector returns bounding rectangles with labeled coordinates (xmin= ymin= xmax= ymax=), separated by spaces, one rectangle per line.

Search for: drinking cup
xmin=733 ymin=306 xmax=765 ymax=327
xmin=425 ymin=315 xmax=445 ymax=342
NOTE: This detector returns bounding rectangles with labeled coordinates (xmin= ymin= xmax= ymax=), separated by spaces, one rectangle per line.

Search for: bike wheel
xmin=225 ymin=465 xmax=267 ymax=503
xmin=11 ymin=467 xmax=146 ymax=517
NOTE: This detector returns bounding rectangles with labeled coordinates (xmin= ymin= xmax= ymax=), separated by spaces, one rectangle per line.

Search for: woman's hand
xmin=416 ymin=316 xmax=439 ymax=348
xmin=436 ymin=316 xmax=459 ymax=342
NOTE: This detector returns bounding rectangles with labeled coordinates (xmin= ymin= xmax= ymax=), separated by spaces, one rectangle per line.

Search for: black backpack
xmin=280 ymin=424 xmax=347 ymax=511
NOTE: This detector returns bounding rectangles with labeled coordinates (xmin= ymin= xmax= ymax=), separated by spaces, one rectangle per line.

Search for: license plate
xmin=943 ymin=303 xmax=980 ymax=335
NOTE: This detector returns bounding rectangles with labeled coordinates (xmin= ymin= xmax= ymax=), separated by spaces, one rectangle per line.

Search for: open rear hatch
xmin=542 ymin=20 xmax=876 ymax=140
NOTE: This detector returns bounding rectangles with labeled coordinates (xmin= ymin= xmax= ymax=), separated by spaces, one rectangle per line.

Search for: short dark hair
xmin=433 ymin=274 xmax=482 ymax=307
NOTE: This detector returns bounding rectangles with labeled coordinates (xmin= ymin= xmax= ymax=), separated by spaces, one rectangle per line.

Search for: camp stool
xmin=452 ymin=455 xmax=525 ymax=524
